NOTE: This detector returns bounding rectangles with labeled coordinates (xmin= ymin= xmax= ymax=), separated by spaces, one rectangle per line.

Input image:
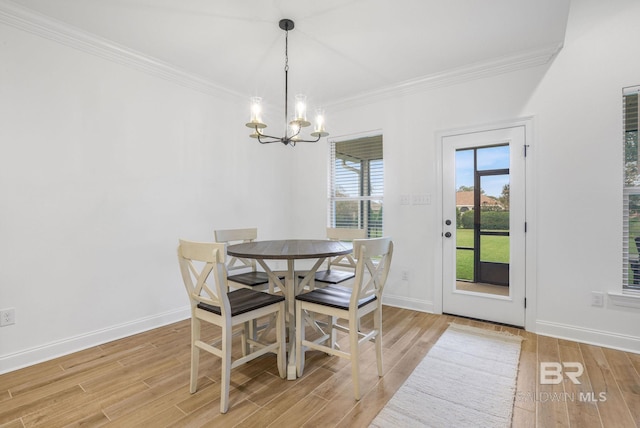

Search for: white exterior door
xmin=441 ymin=125 xmax=527 ymax=326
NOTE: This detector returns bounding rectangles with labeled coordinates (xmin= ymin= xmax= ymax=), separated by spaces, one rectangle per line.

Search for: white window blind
xmin=328 ymin=135 xmax=383 ymax=237
xmin=623 ymin=85 xmax=640 ymax=290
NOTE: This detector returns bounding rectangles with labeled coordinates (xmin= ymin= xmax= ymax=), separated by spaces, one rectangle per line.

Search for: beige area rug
xmin=370 ymin=323 xmax=523 ymax=428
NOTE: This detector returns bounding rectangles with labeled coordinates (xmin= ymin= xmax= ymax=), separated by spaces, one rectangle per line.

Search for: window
xmin=328 ymin=135 xmax=383 ymax=237
xmin=623 ymin=85 xmax=640 ymax=291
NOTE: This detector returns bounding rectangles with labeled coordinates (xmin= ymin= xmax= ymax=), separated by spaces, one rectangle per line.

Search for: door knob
xmin=445 ymin=219 xmax=452 ymax=225
xmin=444 ymin=232 xmax=452 ymax=238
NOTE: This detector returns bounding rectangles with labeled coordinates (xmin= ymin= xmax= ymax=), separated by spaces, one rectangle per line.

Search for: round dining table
xmin=227 ymin=239 xmax=352 ymax=379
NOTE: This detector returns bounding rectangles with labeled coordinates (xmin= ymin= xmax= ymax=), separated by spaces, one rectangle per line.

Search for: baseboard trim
xmin=0 ymin=306 xmax=191 ymax=375
xmin=382 ymin=294 xmax=434 ymax=314
xmin=535 ymin=320 xmax=640 ymax=354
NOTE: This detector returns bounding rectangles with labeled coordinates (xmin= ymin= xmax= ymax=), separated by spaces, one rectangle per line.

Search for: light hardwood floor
xmin=1 ymin=307 xmax=639 ymax=427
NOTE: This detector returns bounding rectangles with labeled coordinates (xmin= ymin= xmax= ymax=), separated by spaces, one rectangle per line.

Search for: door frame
xmin=434 ymin=117 xmax=536 ymax=331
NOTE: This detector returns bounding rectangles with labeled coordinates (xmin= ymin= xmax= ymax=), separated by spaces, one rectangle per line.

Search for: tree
xmin=498 ymin=184 xmax=510 ymax=211
xmin=458 ymin=185 xmax=485 ymax=194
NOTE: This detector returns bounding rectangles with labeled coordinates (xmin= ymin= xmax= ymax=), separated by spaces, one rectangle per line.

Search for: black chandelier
xmin=245 ymin=19 xmax=329 ymax=146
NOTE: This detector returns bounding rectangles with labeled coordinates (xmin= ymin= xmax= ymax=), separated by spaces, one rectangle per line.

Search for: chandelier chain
xmin=285 ymin=29 xmax=289 ymax=73
xmin=284 ymin=28 xmax=289 ymax=134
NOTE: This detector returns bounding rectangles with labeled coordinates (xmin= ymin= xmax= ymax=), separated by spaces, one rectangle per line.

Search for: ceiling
xmin=5 ymin=0 xmax=571 ymax=108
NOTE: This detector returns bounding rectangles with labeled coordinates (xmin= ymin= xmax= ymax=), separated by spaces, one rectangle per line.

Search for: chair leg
xmin=296 ymin=301 xmax=305 ymax=377
xmin=350 ymin=315 xmax=361 ymax=400
xmin=276 ymin=302 xmax=286 ymax=378
xmin=190 ymin=317 xmax=200 ymax=393
xmin=243 ymin=321 xmax=251 ymax=356
xmin=220 ymin=325 xmax=232 ymax=414
xmin=329 ymin=316 xmax=337 ymax=350
xmin=374 ymin=307 xmax=383 ymax=376
xmin=257 ymin=313 xmax=277 ymax=342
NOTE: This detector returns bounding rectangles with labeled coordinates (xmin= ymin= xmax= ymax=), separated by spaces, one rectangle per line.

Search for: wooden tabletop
xmin=227 ymin=239 xmax=352 ymax=260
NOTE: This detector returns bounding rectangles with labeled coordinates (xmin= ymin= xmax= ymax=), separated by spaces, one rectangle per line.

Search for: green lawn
xmin=456 ymin=229 xmax=509 ymax=281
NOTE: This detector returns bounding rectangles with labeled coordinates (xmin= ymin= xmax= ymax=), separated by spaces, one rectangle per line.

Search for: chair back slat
xmin=351 ymin=237 xmax=393 ymax=307
xmin=214 ymin=228 xmax=259 ymax=273
xmin=326 ymin=227 xmax=366 ymax=241
xmin=178 ymin=240 xmax=229 ymax=314
xmin=215 ymin=227 xmax=257 ymax=243
xmin=326 ymin=227 xmax=366 ymax=269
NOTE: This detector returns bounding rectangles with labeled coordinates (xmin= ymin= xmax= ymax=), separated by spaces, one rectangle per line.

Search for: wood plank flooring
xmin=1 ymin=307 xmax=638 ymax=427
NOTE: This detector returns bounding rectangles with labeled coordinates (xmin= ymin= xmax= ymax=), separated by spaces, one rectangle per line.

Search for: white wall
xmin=2 ymin=0 xmax=639 ymax=374
xmin=292 ymin=65 xmax=548 ymax=310
xmin=524 ymin=0 xmax=640 ymax=348
xmin=0 ymin=22 xmax=293 ymax=373
xmin=292 ymin=0 xmax=640 ymax=352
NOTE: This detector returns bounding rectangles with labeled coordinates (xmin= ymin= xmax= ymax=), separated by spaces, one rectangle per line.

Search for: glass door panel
xmin=455 ymin=145 xmax=510 ymax=295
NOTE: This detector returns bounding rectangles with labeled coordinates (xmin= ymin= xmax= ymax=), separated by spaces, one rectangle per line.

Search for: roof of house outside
xmin=456 ymin=191 xmax=501 ymax=207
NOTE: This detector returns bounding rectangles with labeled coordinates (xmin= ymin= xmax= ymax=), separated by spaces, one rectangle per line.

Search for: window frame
xmin=328 ymin=133 xmax=384 ymax=237
xmin=622 ymin=85 xmax=640 ymax=298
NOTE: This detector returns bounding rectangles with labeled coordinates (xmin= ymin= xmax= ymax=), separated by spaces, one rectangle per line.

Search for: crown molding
xmin=327 ymin=43 xmax=564 ymax=111
xmin=0 ymin=0 xmax=563 ymax=108
xmin=0 ymin=0 xmax=243 ymax=100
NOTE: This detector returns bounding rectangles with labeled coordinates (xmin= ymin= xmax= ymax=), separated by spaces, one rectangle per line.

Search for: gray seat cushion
xmin=295 ymin=284 xmax=375 ymax=310
xmin=197 ymin=288 xmax=285 ymax=316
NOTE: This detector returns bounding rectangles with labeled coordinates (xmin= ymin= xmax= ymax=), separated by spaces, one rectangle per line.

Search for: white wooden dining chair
xmin=214 ymin=227 xmax=283 ymax=293
xmin=177 ymin=239 xmax=286 ymax=413
xmin=295 ymin=237 xmax=393 ymax=400
xmin=298 ymin=227 xmax=366 ymax=288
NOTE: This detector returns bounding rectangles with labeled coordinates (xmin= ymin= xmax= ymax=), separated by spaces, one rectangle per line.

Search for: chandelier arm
xmin=255 ymin=130 xmax=284 ymax=144
xmin=257 ymin=137 xmax=282 ymax=144
xmin=257 ymin=134 xmax=319 ymax=146
xmin=252 ymin=125 xmax=284 ymax=144
xmin=292 ymin=135 xmax=322 ymax=143
xmin=255 ymin=131 xmax=281 ymax=140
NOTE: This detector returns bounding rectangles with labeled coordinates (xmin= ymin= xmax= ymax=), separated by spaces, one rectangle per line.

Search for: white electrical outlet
xmin=1 ymin=308 xmax=15 ymax=326
xmin=401 ymin=270 xmax=410 ymax=281
xmin=591 ymin=292 xmax=604 ymax=307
